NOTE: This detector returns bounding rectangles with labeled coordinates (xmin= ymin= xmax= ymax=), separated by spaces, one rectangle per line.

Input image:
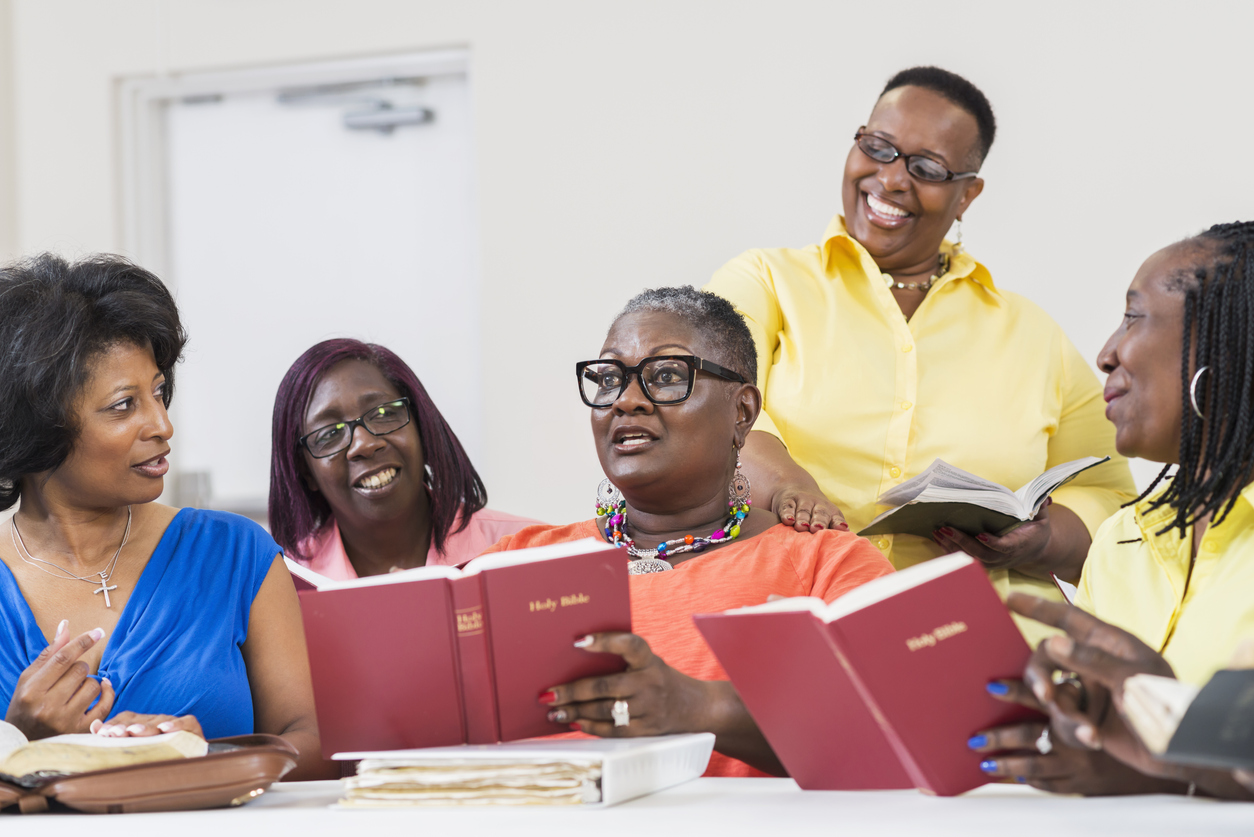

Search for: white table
xmin=4 ymin=778 xmax=1253 ymax=836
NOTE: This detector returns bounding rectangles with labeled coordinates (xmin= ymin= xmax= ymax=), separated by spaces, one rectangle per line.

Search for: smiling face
xmin=1097 ymin=242 xmax=1206 ymax=463
xmin=30 ymin=341 xmax=173 ymax=507
xmin=592 ymin=311 xmax=758 ymax=513
xmin=841 ymin=85 xmax=985 ymax=273
xmin=300 ymin=358 xmax=427 ymax=529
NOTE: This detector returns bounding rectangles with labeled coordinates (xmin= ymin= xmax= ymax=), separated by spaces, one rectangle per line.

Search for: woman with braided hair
xmin=967 ymin=222 xmax=1254 ymax=798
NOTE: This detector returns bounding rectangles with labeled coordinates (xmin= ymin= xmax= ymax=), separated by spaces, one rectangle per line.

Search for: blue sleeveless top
xmin=0 ymin=509 xmax=279 ymax=740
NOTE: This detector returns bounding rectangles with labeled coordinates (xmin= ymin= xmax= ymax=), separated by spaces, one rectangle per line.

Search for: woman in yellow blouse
xmin=972 ymin=222 xmax=1254 ymax=798
xmin=705 ymin=66 xmax=1134 ymax=634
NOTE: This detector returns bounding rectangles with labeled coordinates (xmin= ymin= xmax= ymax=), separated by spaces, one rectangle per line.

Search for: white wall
xmin=5 ymin=0 xmax=1254 ymax=522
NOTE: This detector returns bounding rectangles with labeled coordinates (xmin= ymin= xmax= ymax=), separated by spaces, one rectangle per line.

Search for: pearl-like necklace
xmin=885 ymin=252 xmax=951 ymax=292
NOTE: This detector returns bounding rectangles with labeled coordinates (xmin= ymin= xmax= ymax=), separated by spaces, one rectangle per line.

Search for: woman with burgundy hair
xmin=269 ymin=339 xmax=535 ymax=578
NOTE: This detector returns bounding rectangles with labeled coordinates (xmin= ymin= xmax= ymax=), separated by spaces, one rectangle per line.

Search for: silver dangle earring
xmin=595 ymin=478 xmax=623 ymax=515
xmin=953 ymin=218 xmax=964 ymax=254
xmin=730 ymin=446 xmax=752 ymax=507
xmin=1190 ymin=366 xmax=1211 ymax=419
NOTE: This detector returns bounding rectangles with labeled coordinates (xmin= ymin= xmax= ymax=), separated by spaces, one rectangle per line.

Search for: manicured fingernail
xmin=90 ymin=720 xmax=103 ymax=734
xmin=985 ymin=681 xmax=1010 ymax=696
xmin=967 ymin=735 xmax=988 ymax=749
xmin=1033 ymin=681 xmax=1049 ymax=703
xmin=980 ymin=760 xmax=997 ymax=773
xmin=89 ymin=627 xmax=105 ymax=641
xmin=55 ymin=619 xmax=68 ymax=639
xmin=538 ymin=691 xmax=557 ymax=705
xmin=837 ymin=523 xmax=849 ymax=531
xmin=127 ymin=724 xmax=146 ymax=734
xmin=569 ymin=723 xmax=582 ymax=731
xmin=102 ymin=678 xmax=112 ymax=688
xmin=1016 ymin=776 xmax=1027 ymax=783
xmin=547 ymin=709 xmax=569 ymax=723
xmin=157 ymin=722 xmax=174 ymax=732
xmin=976 ymin=533 xmax=991 ymax=543
xmin=573 ymin=635 xmax=594 ymax=648
xmin=784 ymin=516 xmax=794 ymax=523
xmin=1076 ymin=724 xmax=1098 ymax=747
xmin=102 ymin=725 xmax=122 ymax=736
xmin=1047 ymin=635 xmax=1074 ymax=656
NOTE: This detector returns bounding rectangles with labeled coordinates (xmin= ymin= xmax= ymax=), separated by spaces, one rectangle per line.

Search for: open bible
xmin=0 ymin=725 xmax=206 ymax=782
xmin=694 ymin=553 xmax=1039 ymax=796
xmin=289 ymin=538 xmax=632 ymax=757
xmin=1124 ymin=670 xmax=1254 ymax=770
xmin=858 ymin=456 xmax=1111 ymax=538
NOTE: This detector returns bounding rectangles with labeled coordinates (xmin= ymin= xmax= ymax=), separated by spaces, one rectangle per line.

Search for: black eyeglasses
xmin=298 ymin=398 xmax=412 ymax=458
xmin=575 ymin=356 xmax=747 ymax=408
xmin=854 ymin=129 xmax=978 ymax=183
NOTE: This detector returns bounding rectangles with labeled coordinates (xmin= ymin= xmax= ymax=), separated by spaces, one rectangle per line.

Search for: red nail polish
xmin=837 ymin=523 xmax=849 ymax=531
xmin=569 ymin=723 xmax=582 ymax=731
xmin=538 ymin=691 xmax=556 ymax=704
xmin=976 ymin=533 xmax=990 ymax=543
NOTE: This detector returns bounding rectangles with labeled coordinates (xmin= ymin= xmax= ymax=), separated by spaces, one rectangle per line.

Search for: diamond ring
xmin=612 ymin=700 xmax=630 ymax=728
xmin=1036 ymin=727 xmax=1053 ymax=755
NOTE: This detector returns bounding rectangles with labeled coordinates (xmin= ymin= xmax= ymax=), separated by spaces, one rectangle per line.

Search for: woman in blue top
xmin=0 ymin=254 xmax=329 ymax=780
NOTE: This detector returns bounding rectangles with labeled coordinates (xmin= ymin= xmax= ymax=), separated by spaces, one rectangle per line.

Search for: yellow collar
xmin=820 ymin=214 xmax=997 ymax=295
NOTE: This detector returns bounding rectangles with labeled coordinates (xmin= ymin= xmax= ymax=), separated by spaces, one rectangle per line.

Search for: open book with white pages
xmin=858 ymin=456 xmax=1111 ymax=538
xmin=332 ymin=735 xmax=715 ymax=807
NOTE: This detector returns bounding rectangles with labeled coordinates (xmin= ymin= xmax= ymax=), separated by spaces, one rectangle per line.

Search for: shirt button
xmin=877 ymin=538 xmax=890 ymax=550
xmin=901 ymin=401 xmax=912 ymax=410
xmin=1202 ymin=541 xmax=1218 ymax=553
xmin=889 ymin=466 xmax=902 ymax=478
xmin=902 ymin=344 xmax=913 ymax=353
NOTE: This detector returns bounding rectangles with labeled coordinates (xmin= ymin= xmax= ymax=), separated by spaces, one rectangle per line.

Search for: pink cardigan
xmin=293 ymin=507 xmax=540 ymax=580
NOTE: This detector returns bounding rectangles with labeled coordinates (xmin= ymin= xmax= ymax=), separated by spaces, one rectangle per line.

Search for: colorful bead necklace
xmin=596 ymin=496 xmax=752 ymax=574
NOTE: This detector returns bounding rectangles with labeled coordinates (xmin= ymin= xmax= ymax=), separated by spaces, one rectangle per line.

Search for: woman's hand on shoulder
xmin=4 ymin=621 xmax=115 ymax=740
xmin=774 ymin=485 xmax=848 ymax=533
xmin=91 ymin=713 xmax=203 ymax=739
xmin=542 ymin=632 xmax=716 ymax=737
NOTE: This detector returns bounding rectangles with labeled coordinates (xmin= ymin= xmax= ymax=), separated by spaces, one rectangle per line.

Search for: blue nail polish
xmin=1016 ymin=776 xmax=1027 ymax=784
xmin=986 ymin=681 xmax=1010 ymax=696
xmin=980 ymin=760 xmax=997 ymax=773
xmin=967 ymin=735 xmax=988 ymax=749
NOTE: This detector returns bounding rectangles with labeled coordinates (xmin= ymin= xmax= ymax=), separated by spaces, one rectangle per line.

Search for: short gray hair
xmin=614 ymin=286 xmax=757 ymax=383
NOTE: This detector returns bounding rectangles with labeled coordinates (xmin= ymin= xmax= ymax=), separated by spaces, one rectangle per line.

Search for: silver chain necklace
xmin=10 ymin=506 xmax=132 ymax=608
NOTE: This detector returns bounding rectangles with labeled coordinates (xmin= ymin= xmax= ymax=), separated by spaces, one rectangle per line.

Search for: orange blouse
xmin=483 ymin=519 xmax=894 ymax=776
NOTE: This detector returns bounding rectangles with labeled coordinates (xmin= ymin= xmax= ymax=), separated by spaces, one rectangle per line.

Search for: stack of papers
xmin=335 ymin=734 xmax=715 ymax=808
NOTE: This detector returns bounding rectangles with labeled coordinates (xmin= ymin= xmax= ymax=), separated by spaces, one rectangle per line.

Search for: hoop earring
xmin=594 ymin=478 xmax=624 ymax=516
xmin=730 ymin=445 xmax=752 ymax=507
xmin=1190 ymin=366 xmax=1210 ymax=419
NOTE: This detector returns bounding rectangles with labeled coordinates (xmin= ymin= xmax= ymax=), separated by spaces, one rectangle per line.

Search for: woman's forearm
xmin=742 ymin=430 xmax=819 ymax=504
xmin=701 ymin=680 xmax=785 ymax=776
xmin=279 ymin=722 xmax=340 ymax=781
xmin=1042 ymin=504 xmax=1091 ymax=584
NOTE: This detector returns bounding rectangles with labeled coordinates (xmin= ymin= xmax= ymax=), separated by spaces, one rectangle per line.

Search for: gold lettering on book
xmin=905 ymin=621 xmax=968 ymax=652
xmin=456 ymin=610 xmax=484 ymax=633
xmin=528 ymin=594 xmax=591 ymax=613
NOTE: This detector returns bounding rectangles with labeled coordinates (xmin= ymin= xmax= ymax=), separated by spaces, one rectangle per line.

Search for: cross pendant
xmin=93 ymin=573 xmax=118 ymax=608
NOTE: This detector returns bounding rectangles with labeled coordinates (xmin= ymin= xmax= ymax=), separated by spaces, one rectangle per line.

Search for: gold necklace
xmin=885 ymin=252 xmax=951 ymax=292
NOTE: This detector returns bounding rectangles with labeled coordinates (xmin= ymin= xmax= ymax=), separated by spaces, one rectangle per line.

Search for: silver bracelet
xmin=1187 ymin=782 xmax=1197 ymax=797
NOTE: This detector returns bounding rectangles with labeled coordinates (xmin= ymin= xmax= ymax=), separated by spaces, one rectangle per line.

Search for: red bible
xmin=288 ymin=538 xmax=631 ymax=758
xmin=693 ymin=553 xmax=1039 ymax=796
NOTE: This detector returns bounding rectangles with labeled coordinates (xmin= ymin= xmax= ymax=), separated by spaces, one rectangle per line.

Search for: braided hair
xmin=1134 ymin=221 xmax=1254 ymax=536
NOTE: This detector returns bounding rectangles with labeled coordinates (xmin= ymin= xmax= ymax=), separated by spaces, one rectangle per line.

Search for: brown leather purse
xmin=0 ymin=734 xmax=298 ymax=814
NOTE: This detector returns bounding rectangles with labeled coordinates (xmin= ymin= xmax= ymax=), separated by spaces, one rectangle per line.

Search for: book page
xmin=877 ymin=459 xmax=1012 ymax=507
xmin=819 ymin=553 xmax=975 ymax=622
xmin=0 ymin=722 xmax=27 ymax=763
xmin=1012 ymin=456 xmax=1110 ymax=513
xmin=311 ymin=562 xmax=464 ymax=591
xmin=461 ymin=537 xmax=618 ymax=575
xmin=1123 ymin=674 xmax=1199 ymax=755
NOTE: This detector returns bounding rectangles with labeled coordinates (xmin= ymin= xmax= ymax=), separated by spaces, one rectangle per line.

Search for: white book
xmin=333 ymin=734 xmax=715 ymax=807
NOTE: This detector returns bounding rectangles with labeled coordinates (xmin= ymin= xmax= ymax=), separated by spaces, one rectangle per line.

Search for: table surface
xmin=4 ymin=777 xmax=1254 ymax=836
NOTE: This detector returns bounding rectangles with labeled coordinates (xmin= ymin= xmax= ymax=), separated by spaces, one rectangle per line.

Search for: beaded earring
xmin=953 ymin=218 xmax=964 ymax=254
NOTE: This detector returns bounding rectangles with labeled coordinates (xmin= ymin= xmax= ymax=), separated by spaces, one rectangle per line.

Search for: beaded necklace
xmin=596 ymin=496 xmax=752 ymax=574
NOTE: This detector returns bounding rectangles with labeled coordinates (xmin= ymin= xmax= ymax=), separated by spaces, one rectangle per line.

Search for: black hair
xmin=1134 ymin=221 xmax=1254 ymax=536
xmin=0 ymin=253 xmax=187 ymax=511
xmin=614 ymin=286 xmax=758 ymax=384
xmin=882 ymin=66 xmax=997 ymax=166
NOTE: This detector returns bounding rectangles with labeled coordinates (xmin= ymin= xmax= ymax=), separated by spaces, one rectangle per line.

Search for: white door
xmin=160 ymin=62 xmax=479 ymax=520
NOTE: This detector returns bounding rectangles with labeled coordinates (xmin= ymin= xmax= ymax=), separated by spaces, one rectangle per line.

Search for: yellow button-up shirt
xmin=706 ymin=216 xmax=1136 ymax=645
xmin=1076 ymin=482 xmax=1254 ymax=686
